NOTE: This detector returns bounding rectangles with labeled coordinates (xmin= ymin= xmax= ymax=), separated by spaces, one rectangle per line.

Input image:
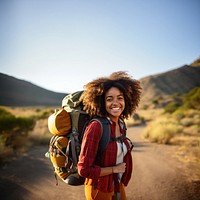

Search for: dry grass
xmin=0 ymin=107 xmax=53 ymax=164
xmin=136 ymin=108 xmax=164 ymax=121
xmin=140 ymin=108 xmax=200 ymax=166
xmin=28 ymin=118 xmax=51 ymax=145
xmin=142 ymin=116 xmax=183 ymax=144
xmin=4 ymin=106 xmax=55 ymax=119
xmin=4 ymin=106 xmax=42 ymax=117
xmin=125 ymin=108 xmax=163 ymax=127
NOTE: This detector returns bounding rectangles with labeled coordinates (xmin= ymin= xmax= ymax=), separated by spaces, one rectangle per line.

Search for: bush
xmin=164 ymin=87 xmax=200 ymax=114
xmin=143 ymin=117 xmax=183 ymax=144
xmin=180 ymin=117 xmax=193 ymax=127
xmin=193 ymin=113 xmax=200 ymax=124
xmin=164 ymin=101 xmax=181 ymax=113
xmin=0 ymin=108 xmax=16 ymax=131
xmin=0 ymin=107 xmax=36 ymax=160
xmin=173 ymin=109 xmax=185 ymax=121
xmin=0 ymin=107 xmax=35 ymax=133
xmin=37 ymin=108 xmax=54 ymax=119
xmin=182 ymin=87 xmax=200 ymax=110
xmin=152 ymin=99 xmax=159 ymax=105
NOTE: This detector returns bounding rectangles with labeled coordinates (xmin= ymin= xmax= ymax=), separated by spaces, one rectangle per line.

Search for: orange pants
xmin=84 ymin=183 xmax=126 ymax=200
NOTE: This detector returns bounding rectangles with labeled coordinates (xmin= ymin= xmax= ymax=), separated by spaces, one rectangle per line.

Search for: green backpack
xmin=46 ymin=91 xmax=111 ymax=186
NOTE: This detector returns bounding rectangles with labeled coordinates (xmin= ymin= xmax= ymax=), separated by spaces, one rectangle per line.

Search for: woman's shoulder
xmin=89 ymin=118 xmax=103 ymax=127
xmin=85 ymin=119 xmax=103 ymax=136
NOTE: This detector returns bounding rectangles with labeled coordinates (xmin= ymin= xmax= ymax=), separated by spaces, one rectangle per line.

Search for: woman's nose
xmin=112 ymin=98 xmax=119 ymax=104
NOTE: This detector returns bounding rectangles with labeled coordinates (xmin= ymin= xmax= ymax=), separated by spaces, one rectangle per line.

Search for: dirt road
xmin=0 ymin=125 xmax=199 ymax=200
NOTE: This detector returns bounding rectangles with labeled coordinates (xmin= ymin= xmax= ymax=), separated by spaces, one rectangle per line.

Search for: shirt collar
xmin=106 ymin=116 xmax=124 ymax=128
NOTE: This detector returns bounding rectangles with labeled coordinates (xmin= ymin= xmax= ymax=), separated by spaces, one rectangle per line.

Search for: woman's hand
xmin=100 ymin=162 xmax=126 ymax=176
xmin=113 ymin=162 xmax=126 ymax=173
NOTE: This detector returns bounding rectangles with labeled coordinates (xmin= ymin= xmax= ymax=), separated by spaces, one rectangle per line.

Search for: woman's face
xmin=104 ymin=87 xmax=125 ymax=121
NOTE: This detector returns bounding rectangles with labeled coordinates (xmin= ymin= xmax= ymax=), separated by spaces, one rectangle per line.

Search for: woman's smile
xmin=105 ymin=87 xmax=125 ymax=121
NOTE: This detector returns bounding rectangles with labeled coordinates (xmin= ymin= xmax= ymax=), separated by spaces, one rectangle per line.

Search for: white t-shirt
xmin=116 ymin=141 xmax=128 ymax=180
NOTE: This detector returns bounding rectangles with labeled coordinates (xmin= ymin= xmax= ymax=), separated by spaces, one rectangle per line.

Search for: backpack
xmin=46 ymin=91 xmax=111 ymax=186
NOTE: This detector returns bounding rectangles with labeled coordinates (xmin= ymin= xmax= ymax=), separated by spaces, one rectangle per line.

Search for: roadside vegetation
xmin=136 ymin=87 xmax=200 ymax=164
xmin=0 ymin=106 xmax=53 ymax=164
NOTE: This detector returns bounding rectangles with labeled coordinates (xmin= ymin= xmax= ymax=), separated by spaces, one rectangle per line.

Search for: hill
xmin=139 ymin=57 xmax=200 ymax=107
xmin=0 ymin=57 xmax=200 ymax=107
xmin=0 ymin=73 xmax=66 ymax=106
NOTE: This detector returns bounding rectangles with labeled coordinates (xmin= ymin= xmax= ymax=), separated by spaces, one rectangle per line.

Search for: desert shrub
xmin=0 ymin=107 xmax=35 ymax=133
xmin=179 ymin=110 xmax=200 ymax=126
xmin=180 ymin=117 xmax=194 ymax=127
xmin=184 ymin=125 xmax=200 ymax=135
xmin=164 ymin=87 xmax=200 ymax=114
xmin=37 ymin=108 xmax=54 ymax=119
xmin=143 ymin=117 xmax=183 ymax=144
xmin=164 ymin=101 xmax=181 ymax=113
xmin=182 ymin=87 xmax=200 ymax=110
xmin=173 ymin=109 xmax=200 ymax=125
xmin=173 ymin=109 xmax=185 ymax=121
xmin=152 ymin=99 xmax=159 ymax=105
xmin=193 ymin=113 xmax=200 ymax=124
xmin=0 ymin=107 xmax=36 ymax=161
xmin=0 ymin=107 xmax=16 ymax=131
xmin=0 ymin=107 xmax=13 ymax=118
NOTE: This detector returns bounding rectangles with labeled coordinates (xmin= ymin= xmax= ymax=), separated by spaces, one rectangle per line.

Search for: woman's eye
xmin=118 ymin=96 xmax=124 ymax=100
xmin=106 ymin=98 xmax=112 ymax=102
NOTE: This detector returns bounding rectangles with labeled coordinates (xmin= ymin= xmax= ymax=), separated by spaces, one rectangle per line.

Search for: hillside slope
xmin=140 ymin=58 xmax=200 ymax=106
xmin=1 ymin=57 xmax=200 ymax=107
xmin=0 ymin=73 xmax=66 ymax=106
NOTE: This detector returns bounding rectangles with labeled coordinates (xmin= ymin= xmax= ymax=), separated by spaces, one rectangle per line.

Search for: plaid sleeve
xmin=78 ymin=120 xmax=102 ymax=180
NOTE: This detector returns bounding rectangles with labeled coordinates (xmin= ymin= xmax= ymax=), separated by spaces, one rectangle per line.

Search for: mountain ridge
xmin=0 ymin=73 xmax=66 ymax=106
xmin=0 ymin=57 xmax=200 ymax=107
xmin=140 ymin=57 xmax=200 ymax=107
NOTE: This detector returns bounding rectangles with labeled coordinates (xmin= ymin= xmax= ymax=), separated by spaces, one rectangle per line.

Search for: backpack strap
xmin=51 ymin=135 xmax=68 ymax=158
xmin=90 ymin=117 xmax=111 ymax=157
xmin=96 ymin=118 xmax=134 ymax=151
xmin=110 ymin=135 xmax=134 ymax=150
xmin=119 ymin=118 xmax=127 ymax=136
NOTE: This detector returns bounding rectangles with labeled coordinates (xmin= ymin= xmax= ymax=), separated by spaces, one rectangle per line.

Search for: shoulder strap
xmin=90 ymin=117 xmax=110 ymax=157
xmin=119 ymin=118 xmax=127 ymax=136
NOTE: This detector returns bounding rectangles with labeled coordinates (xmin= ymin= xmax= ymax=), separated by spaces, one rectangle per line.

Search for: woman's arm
xmin=78 ymin=121 xmax=103 ymax=179
xmin=100 ymin=162 xmax=126 ymax=176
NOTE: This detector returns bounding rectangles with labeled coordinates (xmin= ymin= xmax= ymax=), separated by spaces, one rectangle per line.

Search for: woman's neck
xmin=109 ymin=116 xmax=119 ymax=124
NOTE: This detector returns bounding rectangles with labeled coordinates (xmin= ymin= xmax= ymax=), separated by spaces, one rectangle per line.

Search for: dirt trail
xmin=0 ymin=125 xmax=199 ymax=200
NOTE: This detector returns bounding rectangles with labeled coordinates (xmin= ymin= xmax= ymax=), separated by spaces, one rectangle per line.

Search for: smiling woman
xmin=77 ymin=71 xmax=141 ymax=200
xmin=104 ymin=87 xmax=125 ymax=123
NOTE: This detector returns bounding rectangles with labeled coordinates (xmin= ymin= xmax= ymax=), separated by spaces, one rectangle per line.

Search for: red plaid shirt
xmin=78 ymin=118 xmax=133 ymax=193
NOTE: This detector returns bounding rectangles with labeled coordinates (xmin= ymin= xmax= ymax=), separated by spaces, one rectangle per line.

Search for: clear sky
xmin=0 ymin=0 xmax=200 ymax=93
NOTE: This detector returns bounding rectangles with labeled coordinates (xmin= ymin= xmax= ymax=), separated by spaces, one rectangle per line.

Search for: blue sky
xmin=0 ymin=0 xmax=200 ymax=93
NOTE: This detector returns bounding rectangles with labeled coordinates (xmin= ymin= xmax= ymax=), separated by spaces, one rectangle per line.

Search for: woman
xmin=78 ymin=71 xmax=141 ymax=200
